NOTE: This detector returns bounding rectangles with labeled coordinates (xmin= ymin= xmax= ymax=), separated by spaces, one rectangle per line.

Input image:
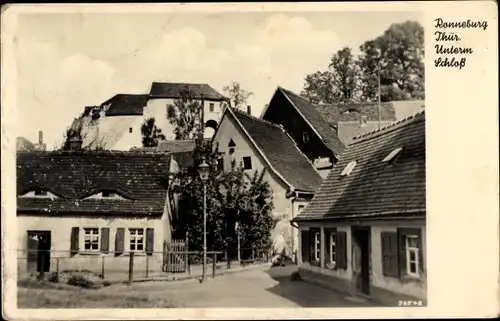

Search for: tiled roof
xmin=16 ymin=151 xmax=171 ymax=215
xmin=16 ymin=137 xmax=35 ymax=152
xmin=278 ymin=87 xmax=345 ymax=157
xmin=102 ymin=94 xmax=150 ymax=116
xmin=294 ymin=111 xmax=425 ymax=221
xmin=230 ymin=108 xmax=323 ymax=193
xmin=149 ymin=82 xmax=228 ymax=101
xmin=337 ymin=121 xmax=395 ymax=146
xmin=315 ymin=102 xmax=397 ymax=127
xmin=157 ymin=140 xmax=198 ymax=153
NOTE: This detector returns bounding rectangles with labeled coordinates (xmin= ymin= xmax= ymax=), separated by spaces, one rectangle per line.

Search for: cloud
xmin=16 ymin=14 xmax=341 ymax=148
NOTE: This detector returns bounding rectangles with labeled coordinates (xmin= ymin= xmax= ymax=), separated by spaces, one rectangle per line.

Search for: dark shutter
xmin=146 ymin=228 xmax=154 ymax=255
xmin=381 ymin=232 xmax=398 ymax=277
xmin=324 ymin=228 xmax=336 ymax=268
xmin=70 ymin=227 xmax=79 ymax=256
xmin=115 ymin=228 xmax=125 ymax=255
xmin=300 ymin=230 xmax=310 ymax=263
xmin=336 ymin=231 xmax=347 ymax=270
xmin=100 ymin=228 xmax=110 ymax=253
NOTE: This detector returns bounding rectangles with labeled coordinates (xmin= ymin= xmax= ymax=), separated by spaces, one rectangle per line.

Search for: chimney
xmin=68 ymin=136 xmax=83 ymax=151
xmin=246 ymin=105 xmax=252 ymax=115
xmin=38 ymin=130 xmax=43 ymax=145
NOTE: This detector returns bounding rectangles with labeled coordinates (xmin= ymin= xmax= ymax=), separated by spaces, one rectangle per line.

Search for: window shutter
xmin=70 ymin=227 xmax=80 ymax=256
xmin=397 ymin=229 xmax=407 ymax=278
xmin=100 ymin=228 xmax=110 ymax=253
xmin=336 ymin=231 xmax=347 ymax=270
xmin=416 ymin=229 xmax=424 ymax=273
xmin=300 ymin=230 xmax=310 ymax=263
xmin=381 ymin=232 xmax=398 ymax=277
xmin=146 ymin=228 xmax=155 ymax=255
xmin=115 ymin=228 xmax=125 ymax=254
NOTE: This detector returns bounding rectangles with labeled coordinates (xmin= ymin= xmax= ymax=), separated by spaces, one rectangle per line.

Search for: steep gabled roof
xmin=294 ymin=111 xmax=425 ymax=221
xmin=149 ymin=82 xmax=228 ymax=101
xmin=265 ymin=87 xmax=345 ymax=158
xmin=224 ymin=108 xmax=323 ymax=193
xmin=16 ymin=151 xmax=171 ymax=215
xmin=102 ymin=94 xmax=150 ymax=116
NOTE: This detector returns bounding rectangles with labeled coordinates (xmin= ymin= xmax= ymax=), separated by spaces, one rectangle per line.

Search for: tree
xmin=301 ymin=47 xmax=360 ymax=105
xmin=222 ymin=81 xmax=253 ymax=110
xmin=171 ymin=139 xmax=277 ymax=260
xmin=357 ymin=21 xmax=424 ymax=102
xmin=301 ymin=20 xmax=424 ymax=104
xmin=167 ymin=88 xmax=203 ymax=140
xmin=141 ymin=117 xmax=166 ymax=147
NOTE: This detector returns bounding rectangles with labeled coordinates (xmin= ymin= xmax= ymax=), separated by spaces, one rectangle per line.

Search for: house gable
xmin=262 ymin=88 xmax=342 ymax=168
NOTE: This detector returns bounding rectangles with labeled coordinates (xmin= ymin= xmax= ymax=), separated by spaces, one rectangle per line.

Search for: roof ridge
xmin=231 ymin=107 xmax=283 ymax=129
xmin=351 ymin=110 xmax=425 ymax=143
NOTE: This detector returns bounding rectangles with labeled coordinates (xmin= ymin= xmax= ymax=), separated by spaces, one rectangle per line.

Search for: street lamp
xmin=198 ymin=158 xmax=210 ymax=282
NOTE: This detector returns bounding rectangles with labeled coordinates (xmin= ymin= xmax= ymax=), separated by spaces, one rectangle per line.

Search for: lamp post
xmin=198 ymin=158 xmax=210 ymax=283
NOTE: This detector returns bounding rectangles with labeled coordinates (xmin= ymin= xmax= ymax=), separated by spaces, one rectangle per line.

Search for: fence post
xmin=162 ymin=240 xmax=167 ymax=272
xmin=101 ymin=256 xmax=105 ymax=279
xmin=56 ymin=257 xmax=60 ymax=279
xmin=251 ymin=248 xmax=255 ymax=263
xmin=185 ymin=233 xmax=189 ymax=273
xmin=128 ymin=252 xmax=134 ymax=285
xmin=145 ymin=254 xmax=149 ymax=278
xmin=212 ymin=253 xmax=217 ymax=278
xmin=237 ymin=231 xmax=241 ymax=264
xmin=226 ymin=248 xmax=231 ymax=269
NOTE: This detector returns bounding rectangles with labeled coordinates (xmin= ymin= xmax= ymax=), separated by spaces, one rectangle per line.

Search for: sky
xmin=15 ymin=10 xmax=423 ymax=149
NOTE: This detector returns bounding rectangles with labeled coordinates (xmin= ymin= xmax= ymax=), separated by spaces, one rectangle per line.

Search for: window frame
xmin=129 ymin=228 xmax=145 ymax=252
xmin=34 ymin=189 xmax=48 ymax=196
xmin=209 ymin=103 xmax=215 ymax=112
xmin=242 ymin=156 xmax=252 ymax=170
xmin=83 ymin=227 xmax=100 ymax=252
xmin=129 ymin=127 xmax=133 ymax=133
xmin=302 ymin=132 xmax=310 ymax=144
xmin=314 ymin=232 xmax=320 ymax=261
xmin=329 ymin=232 xmax=337 ymax=266
xmin=405 ymin=235 xmax=420 ymax=278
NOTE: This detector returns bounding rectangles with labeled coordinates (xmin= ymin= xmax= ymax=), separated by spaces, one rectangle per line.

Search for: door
xmin=27 ymin=231 xmax=51 ymax=273
xmin=351 ymin=227 xmax=371 ymax=295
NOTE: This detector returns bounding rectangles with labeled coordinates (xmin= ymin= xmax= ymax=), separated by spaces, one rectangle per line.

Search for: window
xmin=297 ymin=205 xmax=305 ymax=214
xmin=382 ymin=147 xmax=403 ymax=163
xmin=34 ymin=189 xmax=48 ymax=196
xmin=129 ymin=228 xmax=144 ymax=251
xmin=340 ymin=160 xmax=357 ymax=176
xmin=228 ymin=139 xmax=236 ymax=154
xmin=102 ymin=191 xmax=117 ymax=198
xmin=302 ymin=132 xmax=310 ymax=144
xmin=360 ymin=115 xmax=368 ymax=126
xmin=83 ymin=228 xmax=100 ymax=251
xmin=242 ymin=156 xmax=252 ymax=170
xmin=314 ymin=232 xmax=320 ymax=261
xmin=405 ymin=235 xmax=420 ymax=277
xmin=329 ymin=232 xmax=337 ymax=265
xmin=209 ymin=103 xmax=215 ymax=112
xmin=129 ymin=127 xmax=133 ymax=133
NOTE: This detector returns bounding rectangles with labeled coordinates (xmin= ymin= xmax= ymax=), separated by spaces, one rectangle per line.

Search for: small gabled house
xmin=261 ymin=87 xmax=345 ymax=178
xmin=292 ymin=111 xmax=426 ymax=306
xmin=212 ymin=107 xmax=323 ymax=257
xmin=16 ymin=147 xmax=176 ymax=275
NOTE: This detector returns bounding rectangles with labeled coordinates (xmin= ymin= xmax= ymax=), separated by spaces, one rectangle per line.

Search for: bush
xmin=46 ymin=269 xmax=110 ymax=289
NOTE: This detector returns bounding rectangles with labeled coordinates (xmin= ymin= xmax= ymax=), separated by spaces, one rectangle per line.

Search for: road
xmin=115 ymin=265 xmax=379 ymax=308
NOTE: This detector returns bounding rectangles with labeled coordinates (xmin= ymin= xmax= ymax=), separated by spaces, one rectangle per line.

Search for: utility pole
xmin=378 ymin=60 xmax=382 ymax=130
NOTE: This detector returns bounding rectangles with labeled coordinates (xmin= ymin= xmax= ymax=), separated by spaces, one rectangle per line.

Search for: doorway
xmin=27 ymin=231 xmax=52 ymax=273
xmin=351 ymin=226 xmax=371 ymax=296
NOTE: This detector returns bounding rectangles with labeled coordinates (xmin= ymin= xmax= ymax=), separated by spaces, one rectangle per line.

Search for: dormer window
xmin=382 ymin=147 xmax=403 ymax=164
xmin=340 ymin=160 xmax=357 ymax=176
xmin=34 ymin=189 xmax=48 ymax=196
xmin=102 ymin=190 xmax=117 ymax=198
xmin=209 ymin=103 xmax=215 ymax=112
xmin=302 ymin=132 xmax=310 ymax=144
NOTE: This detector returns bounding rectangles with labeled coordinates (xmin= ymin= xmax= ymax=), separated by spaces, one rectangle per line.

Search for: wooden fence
xmin=162 ymin=239 xmax=187 ymax=273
